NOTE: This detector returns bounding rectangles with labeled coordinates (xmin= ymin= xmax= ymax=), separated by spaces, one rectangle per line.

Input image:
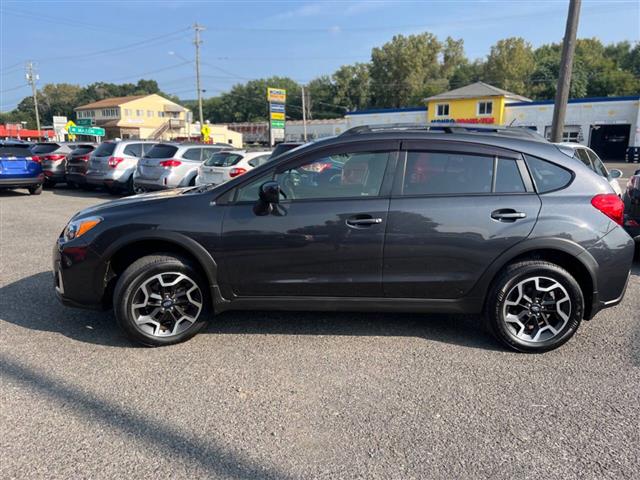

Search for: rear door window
xmin=495 ymin=158 xmax=526 ymax=193
xmin=145 ymin=144 xmax=178 ymax=159
xmin=123 ymin=143 xmax=143 ymax=157
xmin=182 ymin=148 xmax=202 ymax=161
xmin=94 ymin=142 xmax=117 ymax=157
xmin=402 ymin=151 xmax=493 ymax=195
xmin=524 ymin=155 xmax=573 ymax=193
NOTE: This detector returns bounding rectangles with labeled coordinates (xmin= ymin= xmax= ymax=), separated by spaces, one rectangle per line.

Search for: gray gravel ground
xmin=1 ymin=188 xmax=639 ymax=479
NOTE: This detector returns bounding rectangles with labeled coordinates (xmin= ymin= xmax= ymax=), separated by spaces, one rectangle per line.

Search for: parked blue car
xmin=0 ymin=141 xmax=44 ymax=195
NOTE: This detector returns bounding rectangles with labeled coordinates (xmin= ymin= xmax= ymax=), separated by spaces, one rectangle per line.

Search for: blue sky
xmin=1 ymin=0 xmax=639 ymax=111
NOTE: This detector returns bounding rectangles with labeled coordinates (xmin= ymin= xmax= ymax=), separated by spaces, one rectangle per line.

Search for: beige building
xmin=74 ymin=94 xmax=190 ymax=140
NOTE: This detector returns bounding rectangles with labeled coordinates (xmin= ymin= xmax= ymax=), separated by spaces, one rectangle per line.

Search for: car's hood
xmin=74 ymin=187 xmax=197 ymax=218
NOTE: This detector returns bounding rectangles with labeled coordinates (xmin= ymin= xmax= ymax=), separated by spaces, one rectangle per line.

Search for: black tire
xmin=189 ymin=176 xmax=196 ymax=187
xmin=485 ymin=260 xmax=584 ymax=353
xmin=80 ymin=184 xmax=95 ymax=191
xmin=126 ymin=175 xmax=135 ymax=195
xmin=105 ymin=184 xmax=120 ymax=195
xmin=113 ymin=254 xmax=211 ymax=346
xmin=28 ymin=184 xmax=43 ymax=195
xmin=43 ymin=180 xmax=56 ymax=189
xmin=66 ymin=180 xmax=78 ymax=189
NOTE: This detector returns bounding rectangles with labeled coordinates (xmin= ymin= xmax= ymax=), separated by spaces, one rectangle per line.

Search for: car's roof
xmin=555 ymin=142 xmax=591 ymax=150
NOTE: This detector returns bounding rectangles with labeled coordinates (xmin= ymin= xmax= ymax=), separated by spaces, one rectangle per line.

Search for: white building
xmin=505 ymin=96 xmax=640 ymax=161
xmin=285 ymin=119 xmax=347 ymax=142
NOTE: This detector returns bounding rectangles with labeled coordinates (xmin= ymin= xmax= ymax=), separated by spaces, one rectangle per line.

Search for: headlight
xmin=63 ymin=216 xmax=102 ymax=241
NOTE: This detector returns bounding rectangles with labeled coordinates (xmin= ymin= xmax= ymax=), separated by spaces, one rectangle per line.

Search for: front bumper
xmin=52 ymin=238 xmax=109 ymax=310
xmin=0 ymin=174 xmax=44 ymax=188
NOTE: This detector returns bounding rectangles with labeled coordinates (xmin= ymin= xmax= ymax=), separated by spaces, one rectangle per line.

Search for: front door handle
xmin=491 ymin=209 xmax=527 ymax=222
xmin=346 ymin=216 xmax=383 ymax=227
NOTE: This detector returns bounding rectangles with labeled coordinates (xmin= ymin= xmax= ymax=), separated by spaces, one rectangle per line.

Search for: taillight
xmin=591 ymin=193 xmax=624 ymax=225
xmin=229 ymin=167 xmax=247 ymax=177
xmin=159 ymin=159 xmax=182 ymax=168
xmin=79 ymin=155 xmax=89 ymax=162
xmin=30 ymin=155 xmax=41 ymax=163
xmin=44 ymin=154 xmax=66 ymax=161
xmin=108 ymin=156 xmax=124 ymax=168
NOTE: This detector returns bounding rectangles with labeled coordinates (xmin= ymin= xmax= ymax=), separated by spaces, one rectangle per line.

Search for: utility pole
xmin=550 ymin=0 xmax=581 ymax=143
xmin=25 ymin=61 xmax=41 ymax=139
xmin=193 ymin=23 xmax=205 ymax=136
xmin=301 ymin=85 xmax=308 ymax=142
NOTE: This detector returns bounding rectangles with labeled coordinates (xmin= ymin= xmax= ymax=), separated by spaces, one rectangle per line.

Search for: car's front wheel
xmin=113 ymin=254 xmax=211 ymax=346
xmin=486 ymin=260 xmax=584 ymax=353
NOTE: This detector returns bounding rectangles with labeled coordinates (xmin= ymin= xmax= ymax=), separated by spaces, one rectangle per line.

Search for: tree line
xmin=2 ymin=34 xmax=638 ymax=129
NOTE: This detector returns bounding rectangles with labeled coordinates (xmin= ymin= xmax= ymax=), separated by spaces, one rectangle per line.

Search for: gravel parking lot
xmin=1 ymin=188 xmax=639 ymax=479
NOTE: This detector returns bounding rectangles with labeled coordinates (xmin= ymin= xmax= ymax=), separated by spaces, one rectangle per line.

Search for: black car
xmin=53 ymin=124 xmax=635 ymax=352
xmin=622 ymin=168 xmax=640 ymax=241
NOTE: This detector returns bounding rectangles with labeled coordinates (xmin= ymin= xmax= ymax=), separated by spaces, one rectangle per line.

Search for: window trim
xmin=435 ymin=103 xmax=450 ymax=118
xmin=392 ymin=148 xmax=535 ymax=198
xmin=477 ymin=101 xmax=493 ymax=116
xmin=522 ymin=154 xmax=575 ymax=194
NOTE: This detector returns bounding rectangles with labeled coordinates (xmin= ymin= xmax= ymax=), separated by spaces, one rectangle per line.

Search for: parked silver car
xmin=85 ymin=140 xmax=157 ymax=194
xmin=133 ymin=143 xmax=231 ymax=191
xmin=195 ymin=150 xmax=272 ymax=186
xmin=31 ymin=142 xmax=79 ymax=186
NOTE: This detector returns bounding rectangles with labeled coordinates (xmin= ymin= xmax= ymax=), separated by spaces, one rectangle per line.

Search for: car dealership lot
xmin=1 ymin=189 xmax=639 ymax=479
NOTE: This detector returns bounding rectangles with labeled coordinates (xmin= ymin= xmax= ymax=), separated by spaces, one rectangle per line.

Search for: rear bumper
xmin=583 ymin=225 xmax=636 ymax=319
xmin=65 ymin=173 xmax=87 ymax=184
xmin=86 ymin=168 xmax=132 ymax=186
xmin=44 ymin=171 xmax=66 ymax=182
xmin=0 ymin=174 xmax=44 ymax=188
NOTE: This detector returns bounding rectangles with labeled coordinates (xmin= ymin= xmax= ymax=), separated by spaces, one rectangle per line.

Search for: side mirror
xmin=609 ymin=169 xmax=623 ymax=179
xmin=259 ymin=180 xmax=281 ymax=204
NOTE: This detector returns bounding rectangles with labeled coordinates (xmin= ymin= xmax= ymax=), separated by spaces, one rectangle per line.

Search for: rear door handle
xmin=491 ymin=209 xmax=527 ymax=221
xmin=346 ymin=217 xmax=383 ymax=227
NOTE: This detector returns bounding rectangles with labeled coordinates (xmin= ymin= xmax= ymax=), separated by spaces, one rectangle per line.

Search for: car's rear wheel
xmin=486 ymin=260 xmax=584 ymax=353
xmin=113 ymin=254 xmax=211 ymax=346
xmin=28 ymin=184 xmax=43 ymax=195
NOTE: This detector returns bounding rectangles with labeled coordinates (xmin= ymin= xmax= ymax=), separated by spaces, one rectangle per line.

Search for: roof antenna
xmin=508 ymin=118 xmax=516 ymax=127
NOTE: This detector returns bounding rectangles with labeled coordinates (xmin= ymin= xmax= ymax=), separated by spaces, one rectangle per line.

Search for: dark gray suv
xmin=53 ymin=125 xmax=634 ymax=352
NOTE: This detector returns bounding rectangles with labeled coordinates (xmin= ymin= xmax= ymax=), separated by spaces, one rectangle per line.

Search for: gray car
xmin=31 ymin=142 xmax=78 ymax=186
xmin=85 ymin=140 xmax=157 ymax=194
xmin=133 ymin=142 xmax=231 ymax=191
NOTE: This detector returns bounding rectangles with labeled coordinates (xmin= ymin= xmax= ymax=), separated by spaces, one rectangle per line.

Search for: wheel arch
xmin=473 ymin=238 xmax=598 ymax=318
xmin=101 ymin=231 xmax=219 ymax=308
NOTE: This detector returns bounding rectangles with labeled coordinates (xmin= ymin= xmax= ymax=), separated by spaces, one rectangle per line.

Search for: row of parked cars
xmin=0 ymin=139 xmax=302 ymax=196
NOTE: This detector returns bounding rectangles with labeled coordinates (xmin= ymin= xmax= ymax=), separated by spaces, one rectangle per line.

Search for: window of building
xmin=101 ymin=108 xmax=118 ymax=117
xmin=402 ymin=151 xmax=493 ymax=195
xmin=136 ymin=110 xmax=143 ymax=117
xmin=124 ymin=109 xmax=131 ymax=116
xmin=436 ymin=104 xmax=449 ymax=117
xmin=544 ymin=125 xmax=582 ymax=143
xmin=158 ymin=111 xmax=166 ymax=118
xmin=478 ymin=101 xmax=493 ymax=116
xmin=147 ymin=110 xmax=153 ymax=117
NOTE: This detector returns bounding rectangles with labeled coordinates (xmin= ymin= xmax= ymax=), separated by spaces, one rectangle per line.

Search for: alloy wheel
xmin=502 ymin=276 xmax=571 ymax=343
xmin=130 ymin=272 xmax=203 ymax=337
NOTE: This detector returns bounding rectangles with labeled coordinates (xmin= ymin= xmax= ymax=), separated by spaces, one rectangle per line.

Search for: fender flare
xmin=468 ymin=236 xmax=599 ymax=300
xmin=101 ymin=230 xmax=219 ymax=291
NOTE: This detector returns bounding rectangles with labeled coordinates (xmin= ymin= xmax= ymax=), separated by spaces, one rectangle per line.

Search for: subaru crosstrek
xmin=53 ymin=125 xmax=635 ymax=352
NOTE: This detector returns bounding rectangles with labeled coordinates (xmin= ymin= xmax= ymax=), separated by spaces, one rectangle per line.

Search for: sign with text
xmin=76 ymin=118 xmax=93 ymax=127
xmin=68 ymin=125 xmax=105 ymax=136
xmin=267 ymin=87 xmax=287 ymax=146
xmin=267 ymin=88 xmax=286 ymax=103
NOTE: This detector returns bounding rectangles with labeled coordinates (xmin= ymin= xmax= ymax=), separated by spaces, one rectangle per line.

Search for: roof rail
xmin=340 ymin=122 xmax=546 ymax=141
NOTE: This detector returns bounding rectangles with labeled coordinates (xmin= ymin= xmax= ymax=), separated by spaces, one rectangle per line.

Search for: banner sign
xmin=267 ymin=87 xmax=287 ymax=146
xmin=267 ymin=88 xmax=286 ymax=103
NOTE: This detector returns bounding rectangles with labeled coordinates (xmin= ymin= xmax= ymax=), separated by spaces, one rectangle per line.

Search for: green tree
xmin=370 ymin=33 xmax=443 ymax=107
xmin=306 ymin=75 xmax=339 ymax=119
xmin=484 ymin=37 xmax=535 ymax=95
xmin=333 ymin=63 xmax=371 ymax=111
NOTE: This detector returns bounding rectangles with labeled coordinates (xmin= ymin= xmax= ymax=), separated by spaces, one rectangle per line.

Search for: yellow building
xmin=425 ymin=82 xmax=531 ymax=125
xmin=74 ymin=94 xmax=190 ymax=140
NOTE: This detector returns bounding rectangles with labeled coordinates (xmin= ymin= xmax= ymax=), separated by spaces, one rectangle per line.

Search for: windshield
xmin=31 ymin=144 xmax=60 ymax=154
xmin=145 ymin=144 xmax=178 ymax=159
xmin=204 ymin=152 xmax=244 ymax=167
xmin=94 ymin=142 xmax=117 ymax=156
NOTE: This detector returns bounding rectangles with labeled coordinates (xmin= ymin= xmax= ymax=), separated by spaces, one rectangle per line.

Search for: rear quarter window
xmin=524 ymin=155 xmax=573 ymax=193
xmin=123 ymin=143 xmax=143 ymax=157
xmin=204 ymin=152 xmax=244 ymax=167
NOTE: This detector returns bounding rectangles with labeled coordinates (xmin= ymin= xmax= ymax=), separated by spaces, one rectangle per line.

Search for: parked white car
xmin=195 ymin=150 xmax=272 ymax=186
xmin=557 ymin=143 xmax=623 ymax=196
